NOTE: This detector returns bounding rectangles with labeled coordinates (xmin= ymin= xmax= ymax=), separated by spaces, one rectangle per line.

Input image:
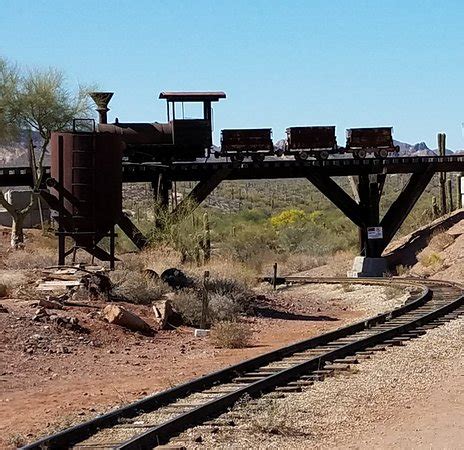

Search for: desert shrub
xmin=210 ymin=321 xmax=252 ymax=348
xmin=172 ymin=276 xmax=254 ymax=327
xmin=250 ymin=400 xmax=298 ymax=436
xmin=428 ymin=232 xmax=455 ymax=252
xmin=417 ymin=251 xmax=444 ymax=268
xmin=221 ymin=223 xmax=277 ymax=271
xmin=396 ymin=264 xmax=410 ymax=276
xmin=277 ymin=222 xmax=356 ymax=256
xmin=110 ymin=270 xmax=169 ymax=304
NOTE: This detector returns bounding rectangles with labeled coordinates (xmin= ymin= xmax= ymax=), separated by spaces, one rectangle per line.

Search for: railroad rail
xmin=2 ymin=155 xmax=464 ymax=187
xmin=23 ymin=277 xmax=464 ymax=450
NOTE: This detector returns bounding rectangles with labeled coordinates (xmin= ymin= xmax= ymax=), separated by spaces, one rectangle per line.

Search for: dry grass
xmin=395 ymin=264 xmax=410 ymax=276
xmin=0 ymin=270 xmax=28 ymax=294
xmin=249 ymin=400 xmax=304 ymax=437
xmin=428 ymin=231 xmax=455 ymax=252
xmin=417 ymin=250 xmax=444 ymax=269
xmin=279 ymin=253 xmax=327 ymax=276
xmin=2 ymin=248 xmax=55 ymax=269
xmin=210 ymin=321 xmax=252 ymax=349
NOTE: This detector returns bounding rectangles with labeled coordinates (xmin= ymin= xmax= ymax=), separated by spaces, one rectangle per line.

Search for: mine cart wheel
xmin=231 ymin=153 xmax=244 ymax=162
xmin=379 ymin=149 xmax=388 ymax=158
xmin=355 ymin=149 xmax=367 ymax=159
xmin=298 ymin=151 xmax=309 ymax=160
xmin=318 ymin=150 xmax=329 ymax=160
xmin=251 ymin=153 xmax=265 ymax=163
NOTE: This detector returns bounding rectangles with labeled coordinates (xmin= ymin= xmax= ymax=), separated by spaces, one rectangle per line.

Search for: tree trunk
xmin=11 ymin=213 xmax=26 ymax=249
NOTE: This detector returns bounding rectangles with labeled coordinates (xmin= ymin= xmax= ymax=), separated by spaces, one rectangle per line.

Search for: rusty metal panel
xmin=159 ymin=92 xmax=226 ymax=101
xmin=346 ymin=127 xmax=394 ymax=149
xmin=286 ymin=126 xmax=336 ymax=150
xmin=221 ymin=128 xmax=273 ymax=152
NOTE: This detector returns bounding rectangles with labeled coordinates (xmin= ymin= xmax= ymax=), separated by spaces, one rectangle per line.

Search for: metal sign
xmin=367 ymin=226 xmax=383 ymax=239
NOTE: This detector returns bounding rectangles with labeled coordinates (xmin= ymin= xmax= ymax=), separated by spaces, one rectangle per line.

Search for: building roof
xmin=159 ymin=91 xmax=226 ymax=102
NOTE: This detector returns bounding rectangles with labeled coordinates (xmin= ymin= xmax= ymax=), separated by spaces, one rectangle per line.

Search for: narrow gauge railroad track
xmin=24 ymin=278 xmax=464 ymax=450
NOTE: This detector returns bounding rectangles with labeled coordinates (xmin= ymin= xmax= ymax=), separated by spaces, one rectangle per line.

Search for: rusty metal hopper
xmin=89 ymin=92 xmax=114 ymax=124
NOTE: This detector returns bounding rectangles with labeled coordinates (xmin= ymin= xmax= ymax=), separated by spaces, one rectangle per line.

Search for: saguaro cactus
xmin=203 ymin=212 xmax=211 ymax=263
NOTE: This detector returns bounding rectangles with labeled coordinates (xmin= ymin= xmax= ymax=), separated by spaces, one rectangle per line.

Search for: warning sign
xmin=367 ymin=227 xmax=383 ymax=239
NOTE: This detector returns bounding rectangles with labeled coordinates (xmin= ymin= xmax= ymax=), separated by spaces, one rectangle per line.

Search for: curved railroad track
xmin=24 ymin=277 xmax=464 ymax=450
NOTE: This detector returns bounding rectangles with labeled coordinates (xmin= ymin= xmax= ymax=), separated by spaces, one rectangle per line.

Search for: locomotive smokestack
xmin=89 ymin=92 xmax=114 ymax=124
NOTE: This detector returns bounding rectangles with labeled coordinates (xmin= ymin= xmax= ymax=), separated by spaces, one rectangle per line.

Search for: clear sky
xmin=1 ymin=0 xmax=463 ymax=149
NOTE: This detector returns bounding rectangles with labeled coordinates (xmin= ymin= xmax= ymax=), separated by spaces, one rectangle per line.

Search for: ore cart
xmin=285 ymin=126 xmax=337 ymax=160
xmin=220 ymin=128 xmax=274 ymax=162
xmin=345 ymin=127 xmax=399 ymax=159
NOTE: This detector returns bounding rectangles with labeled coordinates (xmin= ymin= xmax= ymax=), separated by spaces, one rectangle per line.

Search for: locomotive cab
xmin=160 ymin=92 xmax=226 ymax=160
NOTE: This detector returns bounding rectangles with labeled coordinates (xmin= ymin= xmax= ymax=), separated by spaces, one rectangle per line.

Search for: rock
xmin=193 ymin=435 xmax=203 ymax=443
xmin=0 ymin=304 xmax=8 ymax=313
xmin=160 ymin=268 xmax=193 ymax=290
xmin=39 ymin=296 xmax=64 ymax=310
xmin=0 ymin=283 xmax=7 ymax=298
xmin=152 ymin=300 xmax=173 ymax=330
xmin=102 ymin=305 xmax=153 ymax=334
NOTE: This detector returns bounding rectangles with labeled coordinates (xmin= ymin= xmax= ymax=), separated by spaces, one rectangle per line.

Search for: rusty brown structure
xmin=40 ymin=125 xmax=124 ymax=267
xmin=345 ymin=127 xmax=399 ymax=159
xmin=285 ymin=126 xmax=337 ymax=160
xmin=220 ymin=128 xmax=273 ymax=162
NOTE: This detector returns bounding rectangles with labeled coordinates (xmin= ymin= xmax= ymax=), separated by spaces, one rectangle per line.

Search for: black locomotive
xmin=89 ymin=91 xmax=399 ymax=163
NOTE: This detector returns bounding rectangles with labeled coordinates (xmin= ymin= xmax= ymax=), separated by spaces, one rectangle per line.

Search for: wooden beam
xmin=306 ymin=174 xmax=365 ymax=228
xmin=117 ymin=213 xmax=149 ymax=250
xmin=380 ymin=169 xmax=435 ymax=251
xmin=171 ymin=168 xmax=232 ymax=220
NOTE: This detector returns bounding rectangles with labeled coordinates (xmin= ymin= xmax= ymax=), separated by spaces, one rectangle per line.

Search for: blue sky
xmin=1 ymin=0 xmax=463 ymax=149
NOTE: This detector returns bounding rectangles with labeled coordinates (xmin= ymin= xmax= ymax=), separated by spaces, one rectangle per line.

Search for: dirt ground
xmin=0 ymin=280 xmax=402 ymax=448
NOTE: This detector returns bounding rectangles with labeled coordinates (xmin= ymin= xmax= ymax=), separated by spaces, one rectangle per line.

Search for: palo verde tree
xmin=0 ymin=56 xmax=93 ymax=248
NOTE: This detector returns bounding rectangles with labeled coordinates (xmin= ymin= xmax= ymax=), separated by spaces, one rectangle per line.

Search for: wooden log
xmin=102 ymin=305 xmax=153 ymax=334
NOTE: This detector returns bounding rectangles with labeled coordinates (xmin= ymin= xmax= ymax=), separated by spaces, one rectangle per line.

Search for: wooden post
xmin=456 ymin=175 xmax=462 ymax=209
xmin=438 ymin=133 xmax=447 ymax=215
xmin=200 ymin=270 xmax=210 ymax=329
xmin=272 ymin=263 xmax=278 ymax=290
xmin=203 ymin=212 xmax=211 ymax=263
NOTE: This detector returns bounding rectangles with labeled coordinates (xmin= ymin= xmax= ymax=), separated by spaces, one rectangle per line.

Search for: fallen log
xmin=102 ymin=304 xmax=153 ymax=334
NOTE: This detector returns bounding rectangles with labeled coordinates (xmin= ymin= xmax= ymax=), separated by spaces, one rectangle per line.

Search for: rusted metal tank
xmin=345 ymin=127 xmax=399 ymax=158
xmin=220 ymin=128 xmax=274 ymax=162
xmin=50 ymin=131 xmax=123 ymax=240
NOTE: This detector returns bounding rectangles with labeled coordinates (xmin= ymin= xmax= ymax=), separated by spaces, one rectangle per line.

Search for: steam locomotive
xmin=89 ymin=91 xmax=399 ymax=163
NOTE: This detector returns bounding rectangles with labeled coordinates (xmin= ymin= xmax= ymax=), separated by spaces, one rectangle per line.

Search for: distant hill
xmin=0 ymin=131 xmax=50 ymax=167
xmin=393 ymin=140 xmax=454 ymax=157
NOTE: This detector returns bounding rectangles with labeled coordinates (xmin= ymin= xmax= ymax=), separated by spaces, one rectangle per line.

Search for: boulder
xmin=102 ymin=304 xmax=153 ymax=334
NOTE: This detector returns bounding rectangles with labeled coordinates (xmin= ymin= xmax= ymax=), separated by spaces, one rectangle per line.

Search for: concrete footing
xmin=347 ymin=256 xmax=388 ymax=278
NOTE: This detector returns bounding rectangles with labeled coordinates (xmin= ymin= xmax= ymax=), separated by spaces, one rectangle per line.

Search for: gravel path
xmin=172 ymin=316 xmax=464 ymax=449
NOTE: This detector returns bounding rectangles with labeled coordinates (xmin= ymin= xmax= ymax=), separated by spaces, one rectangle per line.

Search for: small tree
xmin=0 ymin=57 xmax=93 ymax=248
